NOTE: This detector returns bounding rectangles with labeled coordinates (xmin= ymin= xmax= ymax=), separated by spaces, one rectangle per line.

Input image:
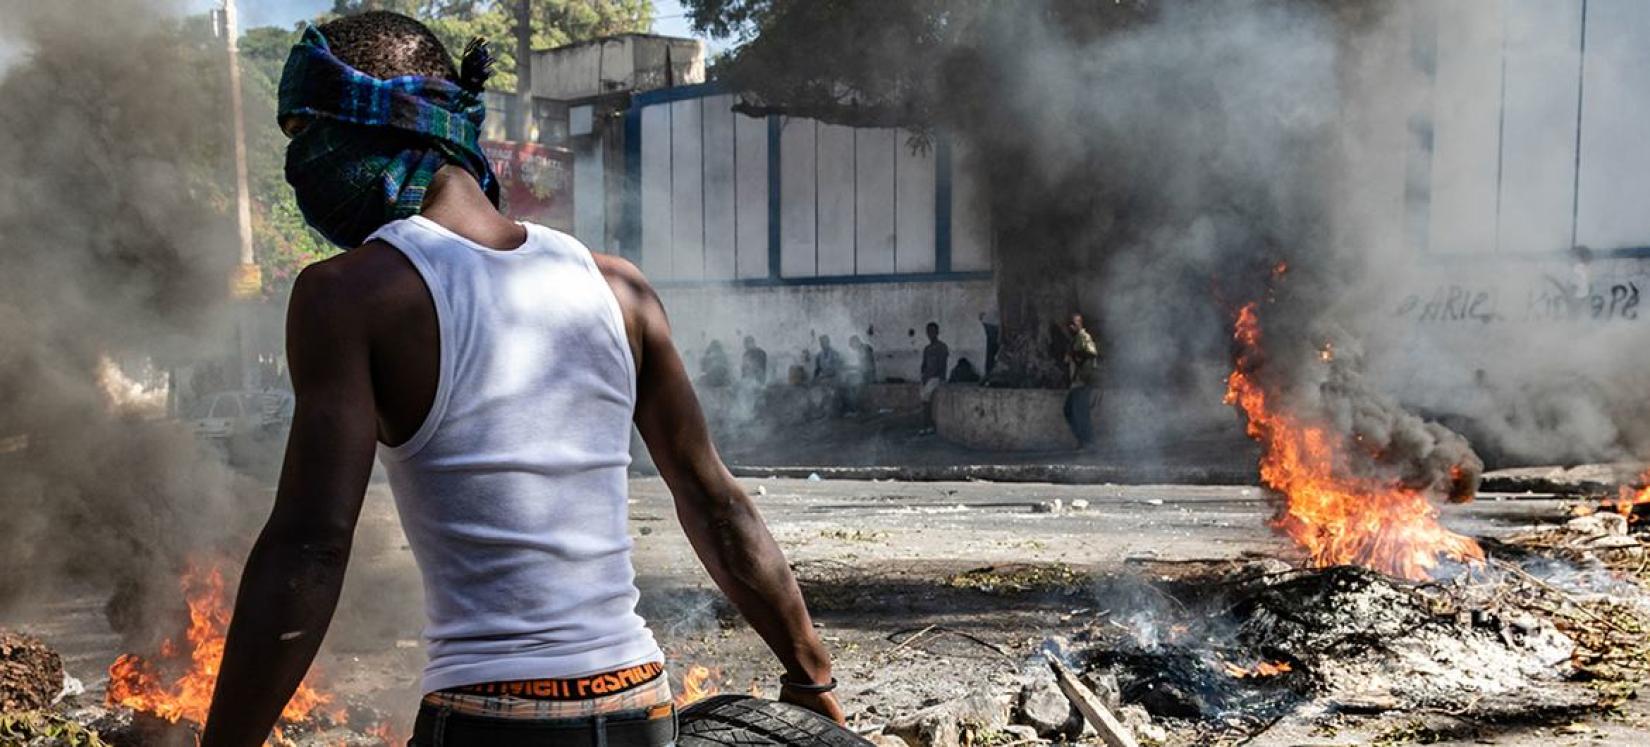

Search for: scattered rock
xmin=1069 ymin=499 xmax=1090 ymax=511
xmin=1015 ymin=677 xmax=1080 ymax=738
xmin=0 ymin=630 xmax=64 ymax=712
xmin=866 ymin=731 xmax=910 ymax=747
xmin=888 ymin=691 xmax=1011 ymax=747
xmin=1079 ymin=672 xmax=1122 ymax=711
xmin=1117 ymin=704 xmax=1165 ymax=743
xmin=56 ymin=673 xmax=84 ymax=704
xmin=999 ymin=724 xmax=1040 ymax=743
xmin=1566 ymin=512 xmax=1628 ymax=537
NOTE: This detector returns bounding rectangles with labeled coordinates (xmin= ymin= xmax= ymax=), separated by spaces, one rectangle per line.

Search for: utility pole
xmin=224 ymin=0 xmax=259 ymax=299
xmin=513 ymin=0 xmax=533 ymax=143
xmin=223 ymin=0 xmax=260 ymax=394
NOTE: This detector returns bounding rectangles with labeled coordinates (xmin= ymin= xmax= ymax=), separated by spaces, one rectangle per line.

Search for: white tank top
xmin=366 ymin=216 xmax=660 ymax=694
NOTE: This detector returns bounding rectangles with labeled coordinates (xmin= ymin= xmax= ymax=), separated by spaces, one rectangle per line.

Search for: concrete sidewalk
xmin=716 ymin=462 xmax=1639 ymax=495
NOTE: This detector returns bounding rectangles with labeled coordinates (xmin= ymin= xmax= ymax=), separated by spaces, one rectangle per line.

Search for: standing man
xmin=1064 ymin=313 xmax=1101 ymax=449
xmin=919 ymin=322 xmax=949 ymax=429
xmin=979 ymin=311 xmax=1000 ymax=378
xmin=201 ymin=13 xmax=840 ymax=746
xmin=741 ymin=335 xmax=768 ymax=384
xmin=814 ymin=334 xmax=845 ymax=381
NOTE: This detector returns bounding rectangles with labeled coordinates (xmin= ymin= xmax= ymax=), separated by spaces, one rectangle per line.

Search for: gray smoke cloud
xmin=942 ymin=0 xmax=1650 ymax=485
xmin=930 ymin=0 xmax=1480 ymax=497
xmin=0 ymin=0 xmax=258 ymax=610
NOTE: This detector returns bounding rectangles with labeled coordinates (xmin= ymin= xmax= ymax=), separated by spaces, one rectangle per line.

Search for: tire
xmin=677 ymin=695 xmax=873 ymax=747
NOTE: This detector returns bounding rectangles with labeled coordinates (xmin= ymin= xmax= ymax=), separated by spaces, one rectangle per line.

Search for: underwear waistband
xmin=442 ymin=660 xmax=667 ymax=701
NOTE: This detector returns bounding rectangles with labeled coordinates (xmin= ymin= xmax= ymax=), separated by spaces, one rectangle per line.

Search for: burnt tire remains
xmin=678 ymin=695 xmax=872 ymax=747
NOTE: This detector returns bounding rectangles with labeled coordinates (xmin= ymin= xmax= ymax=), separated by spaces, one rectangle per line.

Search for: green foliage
xmin=0 ymin=711 xmax=111 ymax=747
xmin=324 ymin=0 xmax=655 ymax=91
xmin=234 ymin=1 xmax=653 ymax=295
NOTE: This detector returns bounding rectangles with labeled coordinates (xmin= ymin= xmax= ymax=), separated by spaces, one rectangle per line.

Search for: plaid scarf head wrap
xmin=278 ymin=25 xmax=499 ymax=249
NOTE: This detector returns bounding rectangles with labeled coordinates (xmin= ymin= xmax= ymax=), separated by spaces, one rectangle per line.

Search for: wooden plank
xmin=1043 ymin=652 xmax=1139 ymax=747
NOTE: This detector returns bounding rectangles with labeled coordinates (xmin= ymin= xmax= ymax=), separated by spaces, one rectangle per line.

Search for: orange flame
xmin=106 ymin=559 xmax=337 ymax=731
xmin=674 ymin=664 xmax=721 ymax=708
xmin=1225 ymin=303 xmax=1484 ymax=581
xmin=1223 ymin=659 xmax=1292 ymax=679
xmin=1611 ymin=471 xmax=1650 ymax=522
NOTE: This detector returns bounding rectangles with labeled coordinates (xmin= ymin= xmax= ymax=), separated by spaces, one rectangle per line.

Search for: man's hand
xmin=779 ymin=688 xmax=846 ymax=725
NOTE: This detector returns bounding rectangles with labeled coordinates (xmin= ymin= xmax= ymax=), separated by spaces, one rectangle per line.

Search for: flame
xmin=106 ymin=559 xmax=337 ymax=733
xmin=674 ymin=664 xmax=721 ymax=708
xmin=1223 ymin=659 xmax=1292 ymax=679
xmin=1610 ymin=471 xmax=1650 ymax=522
xmin=1225 ymin=303 xmax=1484 ymax=581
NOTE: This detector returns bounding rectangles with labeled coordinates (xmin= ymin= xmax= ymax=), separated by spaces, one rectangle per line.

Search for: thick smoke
xmin=940 ymin=0 xmax=1482 ymax=494
xmin=0 ymin=0 xmax=259 ymax=609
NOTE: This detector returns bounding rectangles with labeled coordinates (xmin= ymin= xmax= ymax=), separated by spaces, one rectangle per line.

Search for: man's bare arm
xmin=604 ymin=257 xmax=841 ymax=722
xmin=202 ymin=262 xmax=379 ymax=746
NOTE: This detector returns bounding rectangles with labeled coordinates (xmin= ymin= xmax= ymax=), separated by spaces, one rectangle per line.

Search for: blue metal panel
xmin=935 ymin=134 xmax=953 ymax=273
xmin=631 ymin=81 xmax=728 ymax=108
xmin=654 ymin=270 xmax=992 ymax=290
xmin=621 ymin=104 xmax=642 ymax=264
xmin=767 ymin=115 xmax=782 ymax=279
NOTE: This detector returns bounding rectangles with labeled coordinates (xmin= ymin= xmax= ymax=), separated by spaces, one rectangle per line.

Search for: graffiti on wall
xmin=1395 ymin=274 xmax=1641 ymax=324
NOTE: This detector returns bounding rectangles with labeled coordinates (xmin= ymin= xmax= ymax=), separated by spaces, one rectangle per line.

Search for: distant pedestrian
xmin=849 ymin=335 xmax=876 ymax=385
xmin=814 ymin=335 xmax=844 ymax=381
xmin=979 ymin=311 xmax=1000 ymax=377
xmin=698 ymin=340 xmax=732 ymax=387
xmin=1064 ymin=313 xmax=1100 ymax=448
xmin=920 ymin=321 xmax=949 ymax=423
xmin=741 ymin=336 xmax=768 ymax=384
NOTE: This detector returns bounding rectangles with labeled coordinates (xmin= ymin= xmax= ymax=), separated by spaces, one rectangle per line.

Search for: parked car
xmin=183 ymin=390 xmax=292 ymax=441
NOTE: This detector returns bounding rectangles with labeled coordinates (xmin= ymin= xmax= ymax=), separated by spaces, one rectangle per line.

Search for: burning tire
xmin=678 ymin=695 xmax=872 ymax=747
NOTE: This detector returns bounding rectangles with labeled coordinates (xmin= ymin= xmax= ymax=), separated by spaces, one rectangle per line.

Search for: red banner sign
xmin=481 ymin=140 xmax=575 ymax=231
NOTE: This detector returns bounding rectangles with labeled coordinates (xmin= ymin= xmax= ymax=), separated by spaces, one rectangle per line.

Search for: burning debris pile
xmin=1225 ymin=298 xmax=1486 ymax=581
xmin=13 ymin=558 xmax=408 ymax=747
xmin=1041 ymin=557 xmax=1628 ymax=745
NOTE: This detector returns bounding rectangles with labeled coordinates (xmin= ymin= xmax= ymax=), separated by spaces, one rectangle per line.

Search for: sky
xmin=183 ymin=0 xmax=728 ymax=52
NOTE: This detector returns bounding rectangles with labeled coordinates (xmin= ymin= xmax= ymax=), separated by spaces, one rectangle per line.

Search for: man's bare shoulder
xmin=290 ymin=240 xmax=426 ymax=321
xmin=591 ymin=252 xmax=662 ymax=315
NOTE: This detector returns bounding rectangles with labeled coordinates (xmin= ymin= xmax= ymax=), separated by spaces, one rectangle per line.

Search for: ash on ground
xmin=1041 ymin=544 xmax=1647 ymax=745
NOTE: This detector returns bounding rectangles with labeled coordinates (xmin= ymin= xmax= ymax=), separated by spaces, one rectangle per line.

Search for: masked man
xmin=201 ymin=12 xmax=839 ymax=746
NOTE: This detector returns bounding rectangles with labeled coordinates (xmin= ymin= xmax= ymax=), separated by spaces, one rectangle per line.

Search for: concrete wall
xmin=530 ymin=35 xmax=706 ymax=102
xmin=933 ymin=386 xmax=1080 ymax=452
xmin=656 ymin=278 xmax=997 ymax=386
xmin=1333 ymin=0 xmax=1650 ymax=462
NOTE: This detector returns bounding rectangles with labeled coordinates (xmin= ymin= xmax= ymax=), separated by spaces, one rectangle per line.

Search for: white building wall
xmin=1576 ymin=0 xmax=1650 ymax=251
xmin=855 ymin=128 xmax=898 ymax=275
xmin=734 ymin=113 xmax=770 ymax=279
xmin=816 ymin=124 xmax=857 ymax=276
xmin=1357 ymin=0 xmax=1650 ymax=441
xmin=639 ymin=105 xmax=672 ymax=277
xmin=669 ymin=98 xmax=705 ymax=280
xmin=778 ymin=116 xmax=817 ymax=277
xmin=701 ymin=94 xmax=739 ymax=280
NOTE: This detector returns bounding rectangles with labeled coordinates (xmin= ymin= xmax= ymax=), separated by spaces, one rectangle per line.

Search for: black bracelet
xmin=778 ymin=676 xmax=838 ymax=693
